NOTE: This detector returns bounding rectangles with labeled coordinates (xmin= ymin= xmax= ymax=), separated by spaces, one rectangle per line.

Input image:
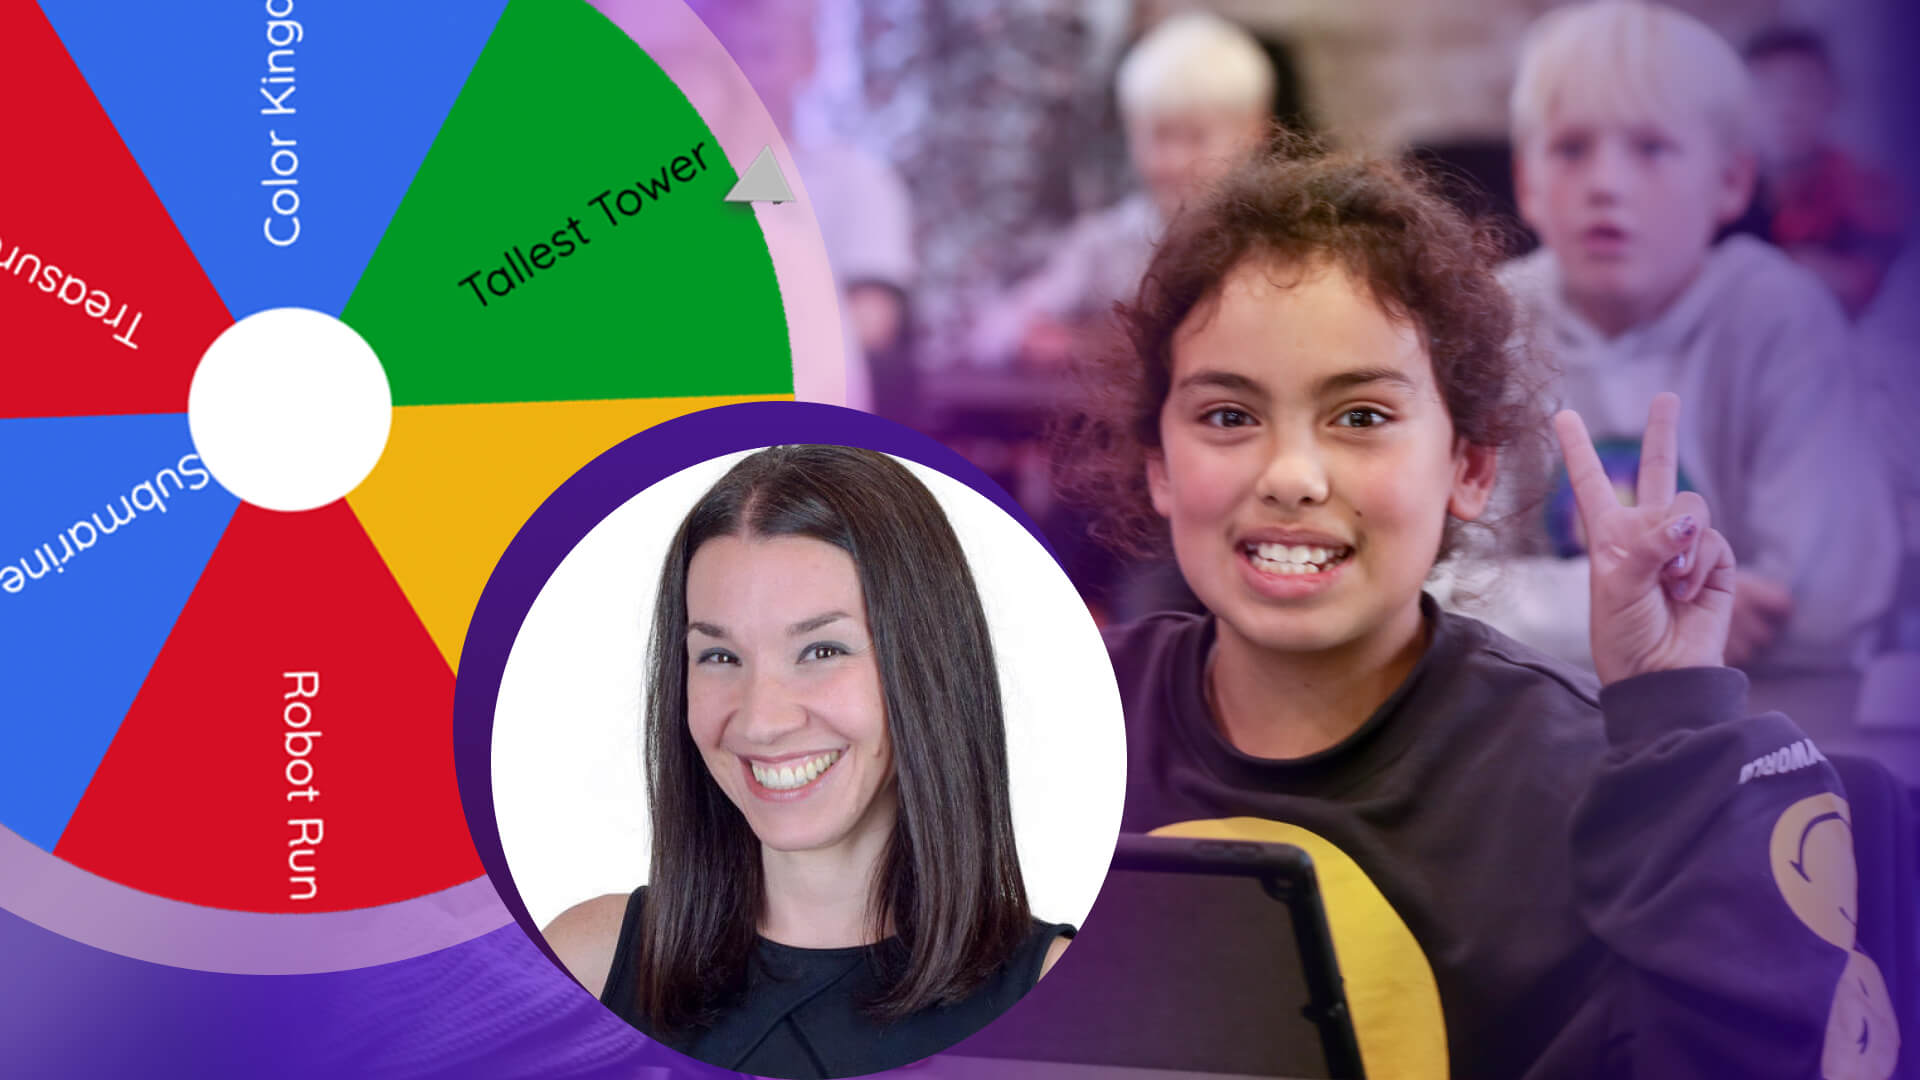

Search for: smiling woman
xmin=536 ymin=444 xmax=1081 ymax=1079
xmin=684 ymin=534 xmax=895 ymax=866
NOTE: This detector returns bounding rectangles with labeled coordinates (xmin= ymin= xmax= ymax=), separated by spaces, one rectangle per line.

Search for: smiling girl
xmin=544 ymin=445 xmax=1072 ymax=1079
xmin=1065 ymin=145 xmax=1892 ymax=1077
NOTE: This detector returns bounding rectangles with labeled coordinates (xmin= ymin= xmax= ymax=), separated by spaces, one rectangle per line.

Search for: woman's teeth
xmin=751 ymin=750 xmax=841 ymax=791
xmin=1248 ymin=542 xmax=1350 ymax=575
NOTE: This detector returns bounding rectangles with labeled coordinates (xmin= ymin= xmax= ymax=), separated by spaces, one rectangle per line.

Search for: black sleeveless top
xmin=599 ymin=887 xmax=1074 ymax=1078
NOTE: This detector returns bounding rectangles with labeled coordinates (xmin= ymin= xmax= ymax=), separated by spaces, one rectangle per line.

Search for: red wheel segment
xmin=55 ymin=502 xmax=481 ymax=913
xmin=0 ymin=2 xmax=230 ymax=421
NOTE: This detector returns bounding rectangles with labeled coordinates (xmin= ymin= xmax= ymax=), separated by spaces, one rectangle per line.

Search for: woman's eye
xmin=1633 ymin=136 xmax=1673 ymax=159
xmin=1335 ymin=408 xmax=1388 ymax=429
xmin=695 ymin=649 xmax=739 ymax=666
xmin=1201 ymin=407 xmax=1255 ymax=429
xmin=801 ymin=643 xmax=847 ymax=662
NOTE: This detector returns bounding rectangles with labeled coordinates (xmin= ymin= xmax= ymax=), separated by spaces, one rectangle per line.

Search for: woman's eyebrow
xmin=787 ymin=611 xmax=851 ymax=636
xmin=687 ymin=620 xmax=727 ymax=639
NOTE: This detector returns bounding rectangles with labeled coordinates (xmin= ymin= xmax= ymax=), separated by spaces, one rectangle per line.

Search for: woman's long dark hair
xmin=634 ymin=445 xmax=1032 ymax=1032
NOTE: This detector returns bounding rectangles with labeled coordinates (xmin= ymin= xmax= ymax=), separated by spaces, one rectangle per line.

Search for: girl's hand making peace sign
xmin=1554 ymin=392 xmax=1736 ymax=685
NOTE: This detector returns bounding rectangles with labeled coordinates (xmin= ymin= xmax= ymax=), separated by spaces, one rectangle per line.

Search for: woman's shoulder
xmin=542 ymin=890 xmax=640 ymax=999
xmin=1022 ymin=918 xmax=1077 ymax=984
xmin=1038 ymin=927 xmax=1072 ymax=980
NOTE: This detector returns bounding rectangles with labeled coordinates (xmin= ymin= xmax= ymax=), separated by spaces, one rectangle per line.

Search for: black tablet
xmin=945 ymin=832 xmax=1366 ymax=1079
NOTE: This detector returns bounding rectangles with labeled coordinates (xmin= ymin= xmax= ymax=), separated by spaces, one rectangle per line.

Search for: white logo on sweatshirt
xmin=1739 ymin=738 xmax=1828 ymax=784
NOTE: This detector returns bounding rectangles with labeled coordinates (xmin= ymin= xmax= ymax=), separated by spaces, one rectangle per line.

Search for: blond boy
xmin=973 ymin=12 xmax=1273 ymax=366
xmin=1479 ymin=1 xmax=1899 ymax=675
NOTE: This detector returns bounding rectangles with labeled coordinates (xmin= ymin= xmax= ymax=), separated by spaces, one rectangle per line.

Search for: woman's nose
xmin=732 ymin=665 xmax=808 ymax=743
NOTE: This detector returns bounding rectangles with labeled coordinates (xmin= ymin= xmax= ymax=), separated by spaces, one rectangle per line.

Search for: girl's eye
xmin=1201 ymin=407 xmax=1255 ymax=429
xmin=695 ymin=649 xmax=739 ymax=666
xmin=1633 ymin=136 xmax=1673 ymax=158
xmin=1335 ymin=407 xmax=1388 ymax=429
xmin=801 ymin=643 xmax=848 ymax=662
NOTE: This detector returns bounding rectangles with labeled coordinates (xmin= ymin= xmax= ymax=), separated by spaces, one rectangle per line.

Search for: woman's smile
xmin=685 ymin=534 xmax=896 ymax=855
xmin=743 ymin=748 xmax=846 ymax=798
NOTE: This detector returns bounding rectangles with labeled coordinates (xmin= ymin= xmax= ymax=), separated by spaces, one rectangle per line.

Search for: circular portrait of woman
xmin=489 ymin=440 xmax=1125 ymax=1078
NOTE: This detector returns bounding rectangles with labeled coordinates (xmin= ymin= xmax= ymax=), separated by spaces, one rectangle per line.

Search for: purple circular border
xmin=454 ymin=401 xmax=1054 ymax=972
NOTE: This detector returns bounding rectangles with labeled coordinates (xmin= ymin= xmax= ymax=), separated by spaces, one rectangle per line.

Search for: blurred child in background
xmin=688 ymin=0 xmax=916 ymax=412
xmin=1744 ymin=25 xmax=1907 ymax=320
xmin=1743 ymin=24 xmax=1917 ymax=654
xmin=1471 ymin=1 xmax=1899 ymax=675
xmin=973 ymin=11 xmax=1272 ymax=369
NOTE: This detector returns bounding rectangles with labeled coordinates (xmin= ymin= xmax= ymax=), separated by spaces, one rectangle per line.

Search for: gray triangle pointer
xmin=723 ymin=146 xmax=796 ymax=204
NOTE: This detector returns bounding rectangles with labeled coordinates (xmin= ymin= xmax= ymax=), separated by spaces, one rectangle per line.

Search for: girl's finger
xmin=1636 ymin=392 xmax=1681 ymax=511
xmin=1668 ymin=490 xmax=1711 ymax=533
xmin=1660 ymin=491 xmax=1711 ymax=579
xmin=1553 ymin=409 xmax=1619 ymax=543
xmin=1672 ymin=526 xmax=1736 ymax=606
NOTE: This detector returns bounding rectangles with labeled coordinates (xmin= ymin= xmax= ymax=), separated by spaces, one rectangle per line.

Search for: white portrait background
xmin=492 ymin=449 xmax=1126 ymax=932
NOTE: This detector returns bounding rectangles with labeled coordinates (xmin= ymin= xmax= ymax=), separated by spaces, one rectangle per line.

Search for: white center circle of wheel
xmin=188 ymin=308 xmax=393 ymax=513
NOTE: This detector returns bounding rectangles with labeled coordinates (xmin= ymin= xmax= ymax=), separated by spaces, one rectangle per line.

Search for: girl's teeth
xmin=751 ymin=750 xmax=842 ymax=790
xmin=1249 ymin=542 xmax=1348 ymax=574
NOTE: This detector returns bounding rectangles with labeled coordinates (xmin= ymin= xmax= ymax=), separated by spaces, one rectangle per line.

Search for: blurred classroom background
xmin=691 ymin=0 xmax=1920 ymax=783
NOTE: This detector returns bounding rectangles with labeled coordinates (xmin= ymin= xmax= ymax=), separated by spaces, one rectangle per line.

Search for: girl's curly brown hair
xmin=1054 ymin=135 xmax=1549 ymax=566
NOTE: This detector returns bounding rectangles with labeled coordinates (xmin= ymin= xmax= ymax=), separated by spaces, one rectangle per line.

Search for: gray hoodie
xmin=1468 ymin=235 xmax=1900 ymax=673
